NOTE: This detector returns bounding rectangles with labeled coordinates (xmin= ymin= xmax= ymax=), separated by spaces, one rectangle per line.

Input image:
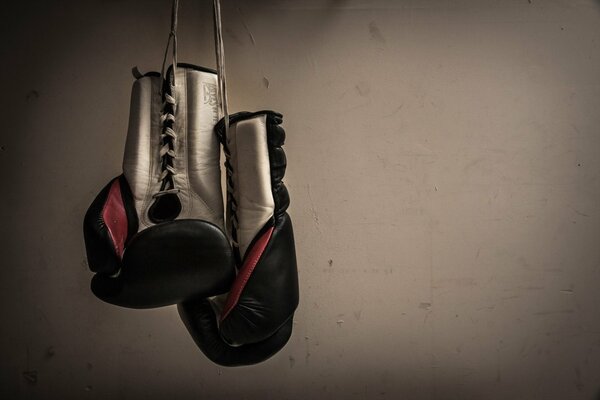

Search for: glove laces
xmin=154 ymin=0 xmax=180 ymax=199
xmin=213 ymin=0 xmax=237 ymax=248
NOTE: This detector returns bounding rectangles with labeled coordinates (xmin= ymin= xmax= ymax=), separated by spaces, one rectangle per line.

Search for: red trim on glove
xmin=220 ymin=226 xmax=274 ymax=322
xmin=101 ymin=179 xmax=128 ymax=259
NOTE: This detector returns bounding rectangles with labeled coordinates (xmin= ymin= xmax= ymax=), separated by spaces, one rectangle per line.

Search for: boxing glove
xmin=83 ymin=64 xmax=235 ymax=308
xmin=179 ymin=110 xmax=299 ymax=366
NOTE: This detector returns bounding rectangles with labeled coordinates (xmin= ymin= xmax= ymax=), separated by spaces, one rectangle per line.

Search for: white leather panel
xmin=228 ymin=115 xmax=275 ymax=258
xmin=174 ymin=69 xmax=224 ymax=229
xmin=122 ymin=68 xmax=224 ymax=232
xmin=122 ymin=76 xmax=162 ymax=230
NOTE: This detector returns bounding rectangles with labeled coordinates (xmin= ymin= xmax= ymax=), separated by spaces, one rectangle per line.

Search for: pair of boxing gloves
xmin=83 ymin=64 xmax=299 ymax=366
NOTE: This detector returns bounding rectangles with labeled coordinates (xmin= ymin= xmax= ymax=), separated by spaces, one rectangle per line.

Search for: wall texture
xmin=1 ymin=0 xmax=599 ymax=399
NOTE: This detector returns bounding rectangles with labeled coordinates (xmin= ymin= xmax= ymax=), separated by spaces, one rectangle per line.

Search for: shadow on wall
xmin=232 ymin=0 xmax=350 ymax=47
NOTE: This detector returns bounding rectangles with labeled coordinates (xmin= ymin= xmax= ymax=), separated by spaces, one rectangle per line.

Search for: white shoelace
xmin=154 ymin=0 xmax=180 ymax=199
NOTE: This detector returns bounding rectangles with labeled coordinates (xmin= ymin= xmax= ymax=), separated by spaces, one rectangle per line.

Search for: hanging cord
xmin=213 ymin=0 xmax=229 ymax=133
xmin=160 ymin=0 xmax=179 ymax=91
xmin=213 ymin=0 xmax=238 ymax=246
xmin=154 ymin=0 xmax=180 ymax=199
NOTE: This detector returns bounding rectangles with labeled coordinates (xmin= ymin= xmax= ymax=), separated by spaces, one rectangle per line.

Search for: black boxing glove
xmin=83 ymin=65 xmax=235 ymax=308
xmin=179 ymin=111 xmax=299 ymax=365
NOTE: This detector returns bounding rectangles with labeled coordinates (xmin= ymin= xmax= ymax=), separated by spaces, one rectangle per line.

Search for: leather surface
xmin=122 ymin=66 xmax=224 ymax=232
xmin=265 ymin=115 xmax=290 ymax=216
xmin=84 ymin=175 xmax=138 ymax=275
xmin=219 ymin=213 xmax=299 ymax=345
xmin=178 ymin=111 xmax=299 ymax=362
xmin=102 ymin=179 xmax=129 ymax=258
xmin=172 ymin=68 xmax=224 ymax=228
xmin=91 ymin=219 xmax=235 ymax=308
xmin=178 ymin=298 xmax=293 ymax=367
xmin=227 ymin=115 xmax=275 ymax=258
xmin=220 ymin=226 xmax=274 ymax=321
xmin=122 ymin=75 xmax=161 ymax=230
xmin=84 ymin=65 xmax=232 ymax=309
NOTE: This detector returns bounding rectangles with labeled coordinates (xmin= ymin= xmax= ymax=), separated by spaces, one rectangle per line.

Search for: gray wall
xmin=1 ymin=0 xmax=599 ymax=399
